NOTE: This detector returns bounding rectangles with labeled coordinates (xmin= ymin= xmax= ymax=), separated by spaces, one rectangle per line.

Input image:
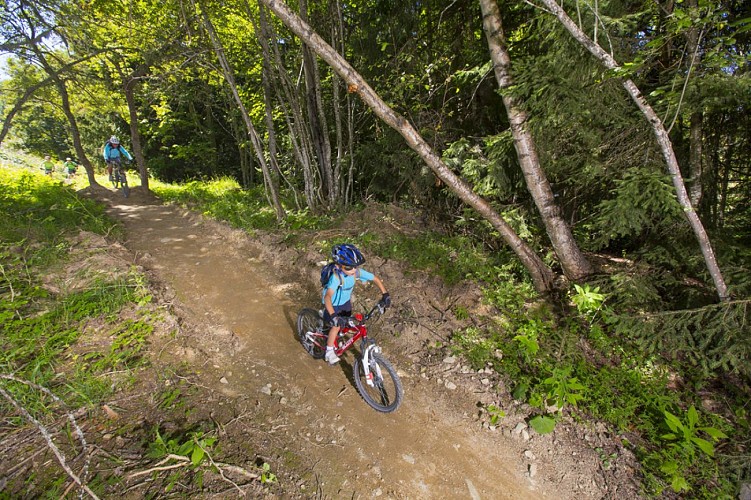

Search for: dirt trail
xmin=96 ymin=187 xmax=608 ymax=499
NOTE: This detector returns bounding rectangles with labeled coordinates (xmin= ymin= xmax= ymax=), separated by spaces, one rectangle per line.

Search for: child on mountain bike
xmin=322 ymin=243 xmax=390 ymax=365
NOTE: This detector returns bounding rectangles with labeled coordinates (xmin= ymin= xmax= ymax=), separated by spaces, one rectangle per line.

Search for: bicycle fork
xmin=361 ymin=342 xmax=382 ymax=387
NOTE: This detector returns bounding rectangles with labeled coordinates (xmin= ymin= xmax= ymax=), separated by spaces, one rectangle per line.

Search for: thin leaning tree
xmin=197 ymin=0 xmax=286 ymax=221
xmin=479 ymin=0 xmax=594 ymax=282
xmin=257 ymin=0 xmax=557 ymax=294
xmin=536 ymin=0 xmax=729 ymax=302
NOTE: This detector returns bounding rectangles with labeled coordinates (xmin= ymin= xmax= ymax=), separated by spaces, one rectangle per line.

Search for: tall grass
xmin=0 ymin=165 xmax=154 ymax=418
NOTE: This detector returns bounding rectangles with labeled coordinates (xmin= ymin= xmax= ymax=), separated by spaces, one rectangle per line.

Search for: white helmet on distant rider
xmin=110 ymin=136 xmax=120 ymax=145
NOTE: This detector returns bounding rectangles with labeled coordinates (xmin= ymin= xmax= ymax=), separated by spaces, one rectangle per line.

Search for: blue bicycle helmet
xmin=331 ymin=243 xmax=365 ymax=267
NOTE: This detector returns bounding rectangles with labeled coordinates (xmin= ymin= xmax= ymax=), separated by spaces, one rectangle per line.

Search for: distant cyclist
xmin=40 ymin=155 xmax=54 ymax=175
xmin=102 ymin=136 xmax=133 ymax=181
xmin=62 ymin=157 xmax=77 ymax=178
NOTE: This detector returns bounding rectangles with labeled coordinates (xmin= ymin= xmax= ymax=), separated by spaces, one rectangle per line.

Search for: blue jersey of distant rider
xmin=103 ymin=140 xmax=133 ymax=162
xmin=322 ymin=268 xmax=375 ymax=307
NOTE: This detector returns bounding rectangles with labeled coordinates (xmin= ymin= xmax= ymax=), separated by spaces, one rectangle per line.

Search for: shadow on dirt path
xmin=93 ymin=186 xmax=582 ymax=499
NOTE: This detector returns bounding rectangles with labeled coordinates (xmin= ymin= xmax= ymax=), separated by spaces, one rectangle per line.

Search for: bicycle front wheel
xmin=353 ymin=353 xmax=403 ymax=413
xmin=297 ymin=308 xmax=325 ymax=359
xmin=120 ymin=172 xmax=129 ymax=198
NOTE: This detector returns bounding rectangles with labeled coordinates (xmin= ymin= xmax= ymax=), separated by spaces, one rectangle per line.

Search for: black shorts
xmin=323 ymin=301 xmax=352 ymax=326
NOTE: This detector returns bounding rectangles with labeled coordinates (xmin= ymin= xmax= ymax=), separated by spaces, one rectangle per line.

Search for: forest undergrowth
xmin=152 ymin=176 xmax=751 ymax=498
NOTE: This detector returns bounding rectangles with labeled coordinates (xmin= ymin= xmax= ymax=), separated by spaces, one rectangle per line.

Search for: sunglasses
xmin=342 ymin=265 xmax=356 ymax=271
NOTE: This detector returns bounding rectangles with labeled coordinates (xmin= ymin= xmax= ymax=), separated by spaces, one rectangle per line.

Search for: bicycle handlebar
xmin=363 ymin=302 xmax=385 ymax=321
xmin=337 ymin=302 xmax=386 ymax=327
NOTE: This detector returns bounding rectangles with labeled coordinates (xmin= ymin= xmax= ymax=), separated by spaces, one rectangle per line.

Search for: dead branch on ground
xmin=0 ymin=375 xmax=98 ymax=499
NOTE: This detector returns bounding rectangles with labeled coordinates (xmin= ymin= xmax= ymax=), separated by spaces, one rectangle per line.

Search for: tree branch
xmin=0 ymin=376 xmax=98 ymax=500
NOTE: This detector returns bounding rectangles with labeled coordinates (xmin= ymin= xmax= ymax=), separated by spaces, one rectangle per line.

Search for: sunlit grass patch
xmin=0 ymin=167 xmax=116 ymax=244
xmin=151 ymin=177 xmax=330 ymax=232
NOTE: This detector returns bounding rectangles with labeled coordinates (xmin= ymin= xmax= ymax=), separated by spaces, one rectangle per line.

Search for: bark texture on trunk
xmin=480 ymin=0 xmax=593 ymax=282
xmin=121 ymin=68 xmax=150 ymax=190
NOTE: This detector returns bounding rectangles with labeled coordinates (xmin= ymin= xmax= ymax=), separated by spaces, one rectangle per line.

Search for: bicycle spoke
xmin=374 ymin=381 xmax=391 ymax=406
xmin=297 ymin=309 xmax=325 ymax=359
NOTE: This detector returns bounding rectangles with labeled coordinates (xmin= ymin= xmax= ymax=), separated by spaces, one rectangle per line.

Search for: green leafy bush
xmin=590 ymin=167 xmax=684 ymax=250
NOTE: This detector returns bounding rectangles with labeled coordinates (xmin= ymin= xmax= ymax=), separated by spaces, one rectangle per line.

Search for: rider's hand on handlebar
xmin=379 ymin=292 xmax=391 ymax=309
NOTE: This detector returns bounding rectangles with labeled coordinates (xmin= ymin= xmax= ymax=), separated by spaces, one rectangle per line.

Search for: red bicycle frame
xmin=312 ymin=304 xmax=382 ymax=357
xmin=334 ymin=313 xmax=367 ymax=356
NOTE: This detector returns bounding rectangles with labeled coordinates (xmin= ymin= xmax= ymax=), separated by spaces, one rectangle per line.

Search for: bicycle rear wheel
xmin=353 ymin=353 xmax=403 ymax=413
xmin=297 ymin=308 xmax=325 ymax=359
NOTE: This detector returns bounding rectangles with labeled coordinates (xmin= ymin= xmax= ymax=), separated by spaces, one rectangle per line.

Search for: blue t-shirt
xmin=321 ymin=268 xmax=375 ymax=306
xmin=103 ymin=143 xmax=133 ymax=162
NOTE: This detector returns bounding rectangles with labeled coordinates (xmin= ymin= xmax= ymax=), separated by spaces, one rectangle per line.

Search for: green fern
xmin=592 ymin=167 xmax=684 ymax=249
xmin=614 ymin=300 xmax=751 ymax=382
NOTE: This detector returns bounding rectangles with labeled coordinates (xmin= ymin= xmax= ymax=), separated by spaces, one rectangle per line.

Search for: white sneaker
xmin=325 ymin=349 xmax=340 ymax=365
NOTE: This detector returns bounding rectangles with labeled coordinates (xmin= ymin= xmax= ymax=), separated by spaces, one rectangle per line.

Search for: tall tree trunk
xmin=345 ymin=95 xmax=356 ymax=205
xmin=688 ymin=111 xmax=703 ymax=207
xmin=258 ymin=0 xmax=556 ymax=294
xmin=718 ymin=137 xmax=733 ymax=229
xmin=299 ymin=0 xmax=334 ymax=206
xmin=31 ymin=47 xmax=97 ymax=186
xmin=243 ymin=3 xmax=282 ymax=183
xmin=336 ymin=0 xmax=357 ymax=206
xmin=330 ymin=1 xmax=344 ymax=204
xmin=258 ymin=3 xmax=319 ymax=208
xmin=686 ymin=0 xmax=703 ymax=209
xmin=121 ymin=71 xmax=149 ymax=190
xmin=198 ymin=3 xmax=286 ymax=221
xmin=704 ymin=120 xmax=720 ymax=227
xmin=539 ymin=0 xmax=729 ymax=302
xmin=225 ymin=92 xmax=253 ymax=187
xmin=246 ymin=2 xmax=302 ymax=209
xmin=479 ymin=0 xmax=594 ymax=282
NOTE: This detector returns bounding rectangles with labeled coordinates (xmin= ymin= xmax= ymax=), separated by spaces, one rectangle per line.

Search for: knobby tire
xmin=353 ymin=353 xmax=403 ymax=413
xmin=120 ymin=172 xmax=129 ymax=198
xmin=297 ymin=308 xmax=325 ymax=359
